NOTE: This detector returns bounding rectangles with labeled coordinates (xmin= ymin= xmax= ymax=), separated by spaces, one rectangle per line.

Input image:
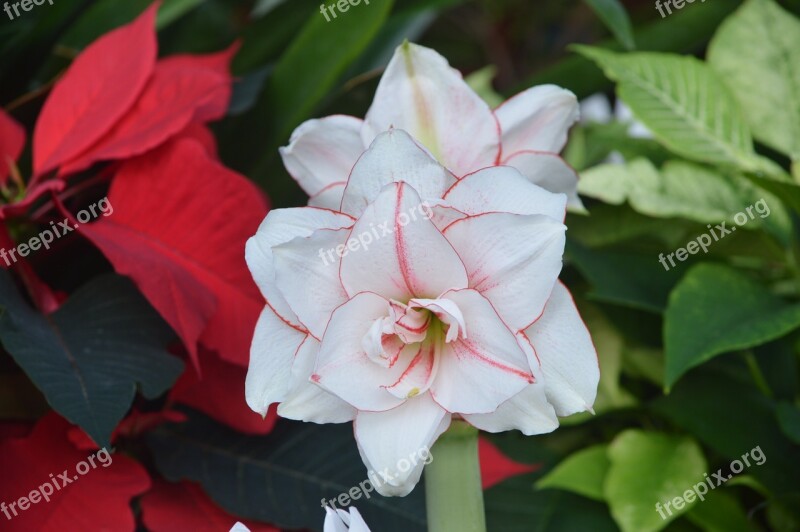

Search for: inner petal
xmin=383 ymin=342 xmax=439 ymax=399
xmin=409 ymin=297 xmax=467 ymax=343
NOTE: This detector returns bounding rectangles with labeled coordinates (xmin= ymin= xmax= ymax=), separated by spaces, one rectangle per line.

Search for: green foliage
xmin=536 ymin=445 xmax=610 ymax=501
xmin=605 ymin=431 xmax=707 ymax=532
xmin=0 ymin=273 xmax=183 ymax=447
xmin=583 ymin=0 xmax=635 ymax=50
xmin=664 ymin=264 xmax=800 ymax=388
xmin=575 ymin=46 xmax=759 ymax=170
xmin=265 ymin=0 xmax=394 ymax=141
xmin=147 ymin=410 xmax=426 ymax=531
xmin=708 ymin=0 xmax=800 ymax=162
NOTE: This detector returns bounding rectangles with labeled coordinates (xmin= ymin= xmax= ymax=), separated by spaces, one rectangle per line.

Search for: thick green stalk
xmin=425 ymin=421 xmax=486 ymax=532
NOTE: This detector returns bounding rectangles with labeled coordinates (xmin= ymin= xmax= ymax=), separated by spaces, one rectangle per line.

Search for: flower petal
xmin=245 ymin=306 xmax=307 ymax=416
xmin=340 ymin=182 xmax=468 ymax=301
xmin=324 ymin=508 xmax=349 ymax=532
xmin=272 ymin=227 xmax=351 ymax=338
xmin=495 ymin=85 xmax=579 ymax=156
xmin=443 ymin=212 xmax=565 ymax=331
xmin=280 ymin=115 xmax=365 ymax=202
xmin=340 ymin=129 xmax=455 ymax=217
xmin=314 ymin=292 xmax=406 ymax=412
xmin=430 ymin=289 xmax=533 ymax=414
xmin=463 ymin=333 xmax=558 ymax=435
xmin=309 ymin=182 xmax=347 ymax=210
xmin=354 ymin=394 xmax=450 ymax=496
xmin=503 ymin=151 xmax=583 ymax=211
xmin=525 ymin=282 xmax=599 ymax=416
xmin=443 ymin=166 xmax=567 ymax=222
xmin=383 ymin=343 xmax=438 ymax=400
xmin=246 ymin=208 xmax=353 ymax=330
xmin=278 ymin=336 xmax=356 ymax=423
xmin=363 ymin=43 xmax=499 ymax=176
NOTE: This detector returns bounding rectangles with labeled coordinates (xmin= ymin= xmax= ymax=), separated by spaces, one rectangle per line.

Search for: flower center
xmin=361 ymin=298 xmax=467 ymax=371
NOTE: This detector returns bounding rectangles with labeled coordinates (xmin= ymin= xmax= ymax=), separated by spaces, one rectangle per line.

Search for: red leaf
xmin=161 ymin=42 xmax=240 ymax=123
xmin=173 ymin=122 xmax=218 ymax=159
xmin=141 ymin=480 xmax=279 ymax=532
xmin=80 ymin=139 xmax=268 ymax=369
xmin=33 ymin=3 xmax=158 ymax=175
xmin=0 ymin=109 xmax=24 ymax=185
xmin=0 ymin=413 xmax=150 ymax=531
xmin=171 ymin=348 xmax=277 ymax=434
xmin=58 ymin=45 xmax=236 ymax=176
xmin=479 ymin=437 xmax=540 ymax=490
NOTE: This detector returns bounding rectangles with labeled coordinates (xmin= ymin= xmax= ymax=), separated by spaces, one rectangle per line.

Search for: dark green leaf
xmin=686 ymin=490 xmax=756 ymax=532
xmin=567 ymin=240 xmax=683 ymax=313
xmin=266 ymin=0 xmax=394 ymax=141
xmin=583 ymin=0 xmax=635 ymax=50
xmin=664 ymin=264 xmax=800 ymax=387
xmin=653 ymin=363 xmax=800 ymax=494
xmin=0 ymin=272 xmax=183 ymax=447
xmin=776 ymin=402 xmax=800 ymax=444
xmin=146 ymin=410 xmax=426 ymax=531
xmin=486 ymin=474 xmax=617 ymax=532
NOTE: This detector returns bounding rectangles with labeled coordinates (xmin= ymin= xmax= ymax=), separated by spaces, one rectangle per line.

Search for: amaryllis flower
xmin=280 ymin=42 xmax=583 ymax=211
xmin=324 ymin=507 xmax=371 ymax=532
xmin=245 ymin=129 xmax=598 ymax=496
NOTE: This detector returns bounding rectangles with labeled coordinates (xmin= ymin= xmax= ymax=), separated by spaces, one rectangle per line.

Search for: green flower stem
xmin=425 ymin=420 xmax=486 ymax=532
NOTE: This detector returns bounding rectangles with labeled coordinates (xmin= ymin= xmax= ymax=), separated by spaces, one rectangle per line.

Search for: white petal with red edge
xmin=503 ymin=151 xmax=584 ymax=211
xmin=278 ymin=336 xmax=356 ymax=423
xmin=315 ymin=292 xmax=406 ymax=412
xmin=383 ymin=342 xmax=439 ymax=400
xmin=280 ymin=115 xmax=365 ymax=203
xmin=362 ymin=43 xmax=499 ymax=176
xmin=525 ymin=282 xmax=599 ymax=416
xmin=463 ymin=333 xmax=558 ymax=435
xmin=444 ymin=212 xmax=565 ymax=331
xmin=355 ymin=393 xmax=450 ymax=496
xmin=340 ymin=182 xmax=468 ymax=301
xmin=430 ymin=289 xmax=533 ymax=414
xmin=246 ymin=207 xmax=354 ymax=328
xmin=309 ymin=182 xmax=347 ymax=210
xmin=495 ymin=85 xmax=579 ymax=155
xmin=272 ymin=227 xmax=350 ymax=338
xmin=245 ymin=305 xmax=307 ymax=415
xmin=443 ymin=166 xmax=567 ymax=222
xmin=340 ymin=129 xmax=455 ymax=217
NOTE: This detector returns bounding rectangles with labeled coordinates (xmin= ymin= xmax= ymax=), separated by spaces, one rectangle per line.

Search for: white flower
xmin=280 ymin=42 xmax=584 ymax=211
xmin=324 ymin=507 xmax=371 ymax=532
xmin=245 ymin=126 xmax=599 ymax=496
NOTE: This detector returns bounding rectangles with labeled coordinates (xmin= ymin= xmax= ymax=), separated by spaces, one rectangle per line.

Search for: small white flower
xmin=324 ymin=507 xmax=371 ymax=532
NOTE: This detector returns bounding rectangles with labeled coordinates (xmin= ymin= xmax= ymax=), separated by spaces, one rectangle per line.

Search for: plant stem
xmin=425 ymin=420 xmax=486 ymax=532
